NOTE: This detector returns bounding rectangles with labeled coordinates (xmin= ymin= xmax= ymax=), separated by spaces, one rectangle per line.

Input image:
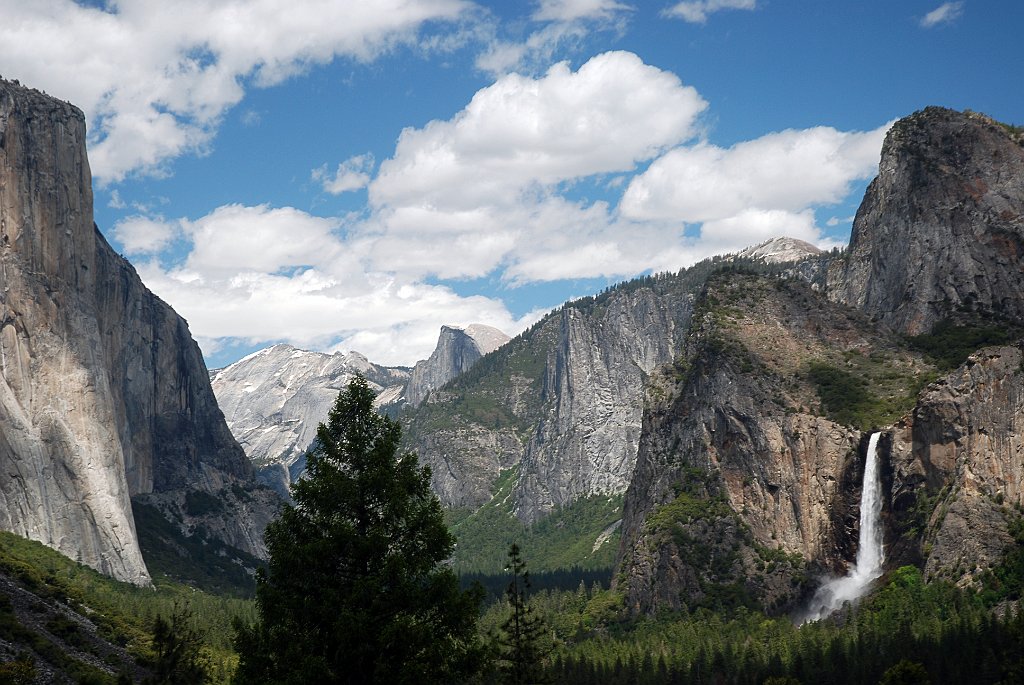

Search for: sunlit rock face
xmin=406 ymin=324 xmax=510 ymax=407
xmin=403 ymin=281 xmax=696 ymax=523
xmin=210 ymin=324 xmax=508 ymax=498
xmin=735 ymin=236 xmax=822 ymax=265
xmin=0 ymin=80 xmax=148 ymax=584
xmin=839 ymin=107 xmax=1024 ymax=334
xmin=210 ymin=344 xmax=409 ymax=497
xmin=0 ymin=79 xmax=276 ymax=583
xmin=890 ymin=344 xmax=1024 ymax=587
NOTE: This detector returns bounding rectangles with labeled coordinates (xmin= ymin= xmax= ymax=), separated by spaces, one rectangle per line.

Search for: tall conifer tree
xmin=499 ymin=543 xmax=550 ymax=684
xmin=233 ymin=376 xmax=485 ymax=684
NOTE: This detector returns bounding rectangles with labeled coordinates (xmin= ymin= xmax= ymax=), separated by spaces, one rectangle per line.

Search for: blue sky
xmin=1 ymin=1 xmax=1021 ymax=368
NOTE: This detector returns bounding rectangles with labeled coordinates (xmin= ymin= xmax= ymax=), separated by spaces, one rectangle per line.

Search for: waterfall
xmin=803 ymin=431 xmax=885 ymax=622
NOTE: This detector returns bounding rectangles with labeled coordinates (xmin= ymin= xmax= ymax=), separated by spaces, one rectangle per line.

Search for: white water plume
xmin=802 ymin=432 xmax=885 ymax=622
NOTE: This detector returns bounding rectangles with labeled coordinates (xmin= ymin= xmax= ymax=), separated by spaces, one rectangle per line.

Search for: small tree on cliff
xmin=233 ymin=375 xmax=486 ymax=684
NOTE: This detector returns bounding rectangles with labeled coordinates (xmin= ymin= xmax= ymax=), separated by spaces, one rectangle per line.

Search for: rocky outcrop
xmin=0 ymin=78 xmax=275 ymax=583
xmin=210 ymin=344 xmax=409 ymax=497
xmin=617 ymin=108 xmax=1024 ymax=615
xmin=406 ymin=324 xmax=509 ymax=407
xmin=888 ymin=344 xmax=1024 ymax=586
xmin=838 ymin=107 xmax=1024 ymax=334
xmin=403 ymin=274 xmax=696 ymax=523
xmin=615 ymin=273 xmax=933 ymax=615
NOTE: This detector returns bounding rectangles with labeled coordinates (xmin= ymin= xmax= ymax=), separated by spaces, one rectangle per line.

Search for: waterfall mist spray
xmin=802 ymin=432 xmax=885 ymax=622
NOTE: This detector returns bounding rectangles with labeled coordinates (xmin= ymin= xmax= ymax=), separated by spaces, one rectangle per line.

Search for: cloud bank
xmin=114 ymin=51 xmax=888 ymax=364
xmin=0 ymin=0 xmax=470 ymax=182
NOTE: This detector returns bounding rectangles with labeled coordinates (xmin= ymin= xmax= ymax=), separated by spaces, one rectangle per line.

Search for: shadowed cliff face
xmin=403 ymin=281 xmax=694 ymax=524
xmin=618 ymin=108 xmax=1024 ymax=615
xmin=0 ymin=79 xmax=276 ymax=583
xmin=615 ymin=274 xmax=934 ymax=615
xmin=839 ymin=107 xmax=1024 ymax=334
xmin=889 ymin=344 xmax=1024 ymax=586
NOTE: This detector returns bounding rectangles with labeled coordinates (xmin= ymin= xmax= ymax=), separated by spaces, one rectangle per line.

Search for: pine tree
xmin=499 ymin=544 xmax=551 ymax=684
xmin=144 ymin=603 xmax=208 ymax=685
xmin=233 ymin=375 xmax=486 ymax=684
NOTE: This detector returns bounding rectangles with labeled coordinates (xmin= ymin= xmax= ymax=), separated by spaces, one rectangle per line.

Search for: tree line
xmin=131 ymin=375 xmax=1024 ymax=684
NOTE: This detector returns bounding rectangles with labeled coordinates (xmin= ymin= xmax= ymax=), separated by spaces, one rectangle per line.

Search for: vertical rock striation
xmin=406 ymin=324 xmax=509 ymax=407
xmin=0 ymin=80 xmax=148 ymax=583
xmin=403 ymin=277 xmax=696 ymax=523
xmin=0 ymin=78 xmax=275 ymax=582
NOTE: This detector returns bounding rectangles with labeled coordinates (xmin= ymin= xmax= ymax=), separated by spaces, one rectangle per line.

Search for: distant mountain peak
xmin=406 ymin=323 xmax=511 ymax=407
xmin=734 ymin=236 xmax=823 ymax=264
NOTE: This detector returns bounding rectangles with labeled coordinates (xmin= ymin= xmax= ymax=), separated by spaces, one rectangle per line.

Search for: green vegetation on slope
xmin=0 ymin=531 xmax=255 ymax=683
xmin=480 ymin=565 xmax=1023 ymax=685
xmin=906 ymin=317 xmax=1023 ymax=370
xmin=692 ymin=271 xmax=937 ymax=431
xmin=804 ymin=352 xmax=936 ymax=431
xmin=447 ymin=469 xmax=623 ymax=575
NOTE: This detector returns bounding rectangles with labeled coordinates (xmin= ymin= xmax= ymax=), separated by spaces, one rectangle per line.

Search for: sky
xmin=1 ymin=0 xmax=1021 ymax=369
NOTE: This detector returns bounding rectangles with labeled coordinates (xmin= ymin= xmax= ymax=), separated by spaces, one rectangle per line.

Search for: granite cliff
xmin=403 ymin=278 xmax=696 ymax=525
xmin=617 ymin=107 xmax=1024 ymax=615
xmin=615 ymin=272 xmax=935 ymax=614
xmin=210 ymin=344 xmax=409 ymax=497
xmin=406 ymin=324 xmax=509 ymax=407
xmin=838 ymin=107 xmax=1024 ymax=333
xmin=889 ymin=343 xmax=1024 ymax=586
xmin=0 ymin=79 xmax=275 ymax=584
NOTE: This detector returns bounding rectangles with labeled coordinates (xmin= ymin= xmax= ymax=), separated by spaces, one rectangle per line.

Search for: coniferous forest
xmin=5 ymin=375 xmax=1023 ymax=684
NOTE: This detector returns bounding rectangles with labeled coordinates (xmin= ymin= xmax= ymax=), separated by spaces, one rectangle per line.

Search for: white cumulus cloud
xmin=313 ymin=154 xmax=376 ymax=195
xmin=372 ymin=51 xmax=707 ymax=211
xmin=619 ymin=123 xmax=892 ymax=223
xmin=112 ymin=215 xmax=180 ymax=255
xmin=0 ymin=0 xmax=470 ymax=182
xmin=177 ymin=204 xmax=347 ymax=278
xmin=129 ymin=203 xmax=541 ymax=365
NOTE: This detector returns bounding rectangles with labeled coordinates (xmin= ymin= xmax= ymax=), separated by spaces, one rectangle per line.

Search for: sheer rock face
xmin=617 ymin=108 xmax=1024 ymax=615
xmin=406 ymin=324 xmax=509 ymax=407
xmin=514 ymin=293 xmax=688 ymax=520
xmin=404 ymin=283 xmax=694 ymax=523
xmin=0 ymin=79 xmax=274 ymax=583
xmin=0 ymin=82 xmax=147 ymax=584
xmin=839 ymin=107 xmax=1024 ymax=334
xmin=210 ymin=344 xmax=409 ymax=497
xmin=615 ymin=274 xmax=927 ymax=615
xmin=889 ymin=344 xmax=1024 ymax=586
